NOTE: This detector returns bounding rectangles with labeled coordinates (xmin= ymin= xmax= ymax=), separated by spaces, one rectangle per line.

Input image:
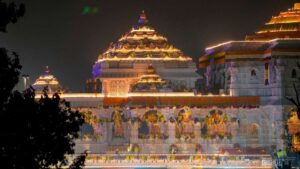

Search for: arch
xmin=251 ymin=69 xmax=257 ymax=77
xmin=292 ymin=69 xmax=297 ymax=78
xmin=139 ymin=110 xmax=167 ymax=139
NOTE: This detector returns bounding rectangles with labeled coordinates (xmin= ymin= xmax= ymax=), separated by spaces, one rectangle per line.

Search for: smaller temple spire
xmin=32 ymin=66 xmax=64 ymax=94
xmin=138 ymin=10 xmax=148 ymax=25
xmin=44 ymin=66 xmax=50 ymax=75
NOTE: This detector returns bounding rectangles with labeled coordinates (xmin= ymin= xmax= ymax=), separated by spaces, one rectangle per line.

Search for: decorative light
xmin=96 ymin=57 xmax=192 ymax=63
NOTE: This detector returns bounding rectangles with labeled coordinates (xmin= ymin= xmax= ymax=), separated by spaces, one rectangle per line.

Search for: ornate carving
xmin=138 ymin=110 xmax=168 ymax=139
xmin=175 ymin=106 xmax=195 ymax=140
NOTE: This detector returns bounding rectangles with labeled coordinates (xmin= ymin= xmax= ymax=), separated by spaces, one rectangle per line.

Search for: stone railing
xmin=75 ymin=153 xmax=273 ymax=168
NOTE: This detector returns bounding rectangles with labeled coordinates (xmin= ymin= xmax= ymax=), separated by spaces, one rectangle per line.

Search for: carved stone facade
xmin=74 ymin=105 xmax=284 ymax=154
xmin=198 ymin=39 xmax=300 ymax=155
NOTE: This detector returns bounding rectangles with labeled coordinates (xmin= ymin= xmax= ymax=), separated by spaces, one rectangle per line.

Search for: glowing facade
xmin=72 ymin=9 xmax=300 ymax=160
xmin=199 ymin=3 xmax=300 ymax=157
xmin=31 ymin=5 xmax=300 ymax=168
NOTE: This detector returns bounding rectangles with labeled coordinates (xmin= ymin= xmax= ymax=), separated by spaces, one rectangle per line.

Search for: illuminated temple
xmin=86 ymin=11 xmax=200 ymax=96
xmin=32 ymin=4 xmax=300 ymax=168
xmin=32 ymin=66 xmax=64 ymax=93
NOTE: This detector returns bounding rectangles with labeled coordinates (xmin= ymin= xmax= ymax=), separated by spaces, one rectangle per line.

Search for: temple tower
xmin=87 ymin=11 xmax=200 ymax=96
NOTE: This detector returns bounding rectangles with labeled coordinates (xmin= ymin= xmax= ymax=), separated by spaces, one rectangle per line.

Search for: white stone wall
xmin=205 ymin=54 xmax=300 ymax=98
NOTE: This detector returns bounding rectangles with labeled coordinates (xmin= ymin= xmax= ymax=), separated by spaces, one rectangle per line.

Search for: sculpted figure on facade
xmin=176 ymin=106 xmax=195 ymax=140
xmin=82 ymin=110 xmax=101 ymax=140
xmin=112 ymin=108 xmax=125 ymax=137
xmin=201 ymin=110 xmax=233 ymax=139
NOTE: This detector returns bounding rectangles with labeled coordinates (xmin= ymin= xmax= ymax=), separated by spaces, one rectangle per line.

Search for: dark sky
xmin=1 ymin=0 xmax=298 ymax=92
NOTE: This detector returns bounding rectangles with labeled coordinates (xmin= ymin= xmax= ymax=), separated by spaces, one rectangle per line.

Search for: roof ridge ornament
xmin=138 ymin=10 xmax=148 ymax=25
xmin=44 ymin=66 xmax=50 ymax=75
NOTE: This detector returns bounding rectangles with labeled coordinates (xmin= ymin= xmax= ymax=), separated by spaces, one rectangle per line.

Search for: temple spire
xmin=138 ymin=10 xmax=148 ymax=25
xmin=44 ymin=66 xmax=50 ymax=75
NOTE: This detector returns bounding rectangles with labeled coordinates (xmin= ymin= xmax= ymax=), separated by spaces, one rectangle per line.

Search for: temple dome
xmin=32 ymin=66 xmax=64 ymax=93
xmin=97 ymin=11 xmax=190 ymax=61
xmin=246 ymin=3 xmax=300 ymax=40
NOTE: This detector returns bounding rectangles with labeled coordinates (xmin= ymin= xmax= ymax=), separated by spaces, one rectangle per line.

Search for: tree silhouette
xmin=286 ymin=83 xmax=300 ymax=120
xmin=1 ymin=89 xmax=85 ymax=169
xmin=0 ymin=0 xmax=24 ymax=106
xmin=0 ymin=48 xmax=22 ymax=106
xmin=69 ymin=151 xmax=88 ymax=169
xmin=0 ymin=1 xmax=86 ymax=168
xmin=0 ymin=0 xmax=25 ymax=32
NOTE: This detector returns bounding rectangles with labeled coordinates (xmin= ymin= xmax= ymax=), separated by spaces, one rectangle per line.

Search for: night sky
xmin=1 ymin=0 xmax=298 ymax=92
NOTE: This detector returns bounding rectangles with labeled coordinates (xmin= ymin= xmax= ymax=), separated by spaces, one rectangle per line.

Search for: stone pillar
xmin=101 ymin=123 xmax=108 ymax=142
xmin=195 ymin=122 xmax=201 ymax=143
xmin=107 ymin=122 xmax=113 ymax=142
xmin=130 ymin=121 xmax=139 ymax=143
xmin=229 ymin=67 xmax=238 ymax=95
xmin=168 ymin=122 xmax=176 ymax=144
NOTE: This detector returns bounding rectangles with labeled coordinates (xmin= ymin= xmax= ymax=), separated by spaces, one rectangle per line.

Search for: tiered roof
xmin=246 ymin=3 xmax=300 ymax=40
xmin=96 ymin=11 xmax=191 ymax=62
xmin=132 ymin=65 xmax=169 ymax=92
xmin=32 ymin=66 xmax=64 ymax=93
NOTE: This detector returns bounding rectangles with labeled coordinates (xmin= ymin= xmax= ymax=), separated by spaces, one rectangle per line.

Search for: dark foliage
xmin=0 ymin=1 xmax=86 ymax=168
xmin=0 ymin=0 xmax=23 ymax=106
xmin=286 ymin=83 xmax=300 ymax=120
xmin=0 ymin=88 xmax=85 ymax=169
xmin=69 ymin=151 xmax=87 ymax=169
xmin=0 ymin=0 xmax=25 ymax=32
xmin=0 ymin=48 xmax=22 ymax=106
xmin=286 ymin=62 xmax=300 ymax=120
